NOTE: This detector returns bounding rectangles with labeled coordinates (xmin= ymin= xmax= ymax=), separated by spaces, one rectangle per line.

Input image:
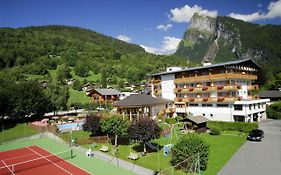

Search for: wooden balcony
xmin=175 ymin=97 xmax=183 ymax=102
xmin=174 ymin=73 xmax=257 ymax=84
xmin=247 ymin=85 xmax=259 ymax=91
xmin=174 ymin=84 xmax=241 ymax=94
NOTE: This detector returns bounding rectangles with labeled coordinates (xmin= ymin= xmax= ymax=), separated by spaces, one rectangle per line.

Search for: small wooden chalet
xmin=113 ymin=94 xmax=173 ymax=121
xmin=87 ymin=88 xmax=121 ymax=104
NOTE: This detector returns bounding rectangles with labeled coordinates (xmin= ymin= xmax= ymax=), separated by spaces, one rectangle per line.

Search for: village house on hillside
xmin=87 ymin=88 xmax=121 ymax=104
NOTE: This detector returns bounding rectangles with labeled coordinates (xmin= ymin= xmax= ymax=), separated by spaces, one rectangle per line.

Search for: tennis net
xmin=0 ymin=149 xmax=73 ymax=173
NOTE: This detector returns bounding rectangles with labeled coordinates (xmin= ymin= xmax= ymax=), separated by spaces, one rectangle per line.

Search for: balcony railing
xmin=174 ymin=72 xmax=257 ymax=84
xmin=174 ymin=84 xmax=241 ymax=94
xmin=175 ymin=96 xmax=242 ymax=103
xmin=247 ymin=85 xmax=259 ymax=91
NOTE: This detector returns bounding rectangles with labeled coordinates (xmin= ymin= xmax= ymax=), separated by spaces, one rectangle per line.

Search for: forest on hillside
xmin=0 ymin=25 xmax=187 ymax=85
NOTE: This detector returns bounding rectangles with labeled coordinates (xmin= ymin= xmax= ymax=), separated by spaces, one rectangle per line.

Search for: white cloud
xmin=156 ymin=24 xmax=173 ymax=31
xmin=116 ymin=35 xmax=132 ymax=43
xmin=228 ymin=0 xmax=281 ymax=22
xmin=169 ymin=5 xmax=218 ymax=23
xmin=228 ymin=12 xmax=264 ymax=22
xmin=141 ymin=36 xmax=181 ymax=55
xmin=265 ymin=0 xmax=281 ymax=19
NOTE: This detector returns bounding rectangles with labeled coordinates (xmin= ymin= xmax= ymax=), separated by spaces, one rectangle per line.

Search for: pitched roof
xmin=88 ymin=88 xmax=121 ymax=96
xmin=259 ymin=90 xmax=281 ymax=98
xmin=113 ymin=94 xmax=172 ymax=108
xmin=184 ymin=115 xmax=209 ymax=124
xmin=151 ymin=59 xmax=260 ymax=76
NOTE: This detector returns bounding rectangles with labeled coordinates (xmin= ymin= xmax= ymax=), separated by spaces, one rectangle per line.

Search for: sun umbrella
xmin=62 ymin=116 xmax=69 ymax=119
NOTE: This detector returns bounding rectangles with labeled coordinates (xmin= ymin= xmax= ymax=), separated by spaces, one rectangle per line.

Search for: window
xmin=210 ymin=114 xmax=213 ymax=117
xmin=234 ymin=105 xmax=243 ymax=111
xmin=217 ymin=104 xmax=229 ymax=107
xmin=202 ymin=104 xmax=212 ymax=107
xmin=189 ymin=103 xmax=198 ymax=107
xmin=249 ymin=104 xmax=252 ymax=110
xmin=202 ymin=113 xmax=205 ymax=116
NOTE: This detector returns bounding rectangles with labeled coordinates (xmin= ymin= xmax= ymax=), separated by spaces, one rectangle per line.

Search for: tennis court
xmin=0 ymin=146 xmax=91 ymax=175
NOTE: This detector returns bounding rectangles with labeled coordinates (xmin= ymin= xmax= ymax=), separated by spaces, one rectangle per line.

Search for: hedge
xmin=266 ymin=101 xmax=281 ymax=119
xmin=209 ymin=127 xmax=221 ymax=135
xmin=207 ymin=121 xmax=258 ymax=133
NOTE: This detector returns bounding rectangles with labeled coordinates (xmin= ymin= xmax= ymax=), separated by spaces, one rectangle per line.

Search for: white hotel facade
xmin=150 ymin=59 xmax=269 ymax=122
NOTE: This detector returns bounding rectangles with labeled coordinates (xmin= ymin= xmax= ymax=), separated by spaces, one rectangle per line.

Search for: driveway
xmin=218 ymin=120 xmax=281 ymax=175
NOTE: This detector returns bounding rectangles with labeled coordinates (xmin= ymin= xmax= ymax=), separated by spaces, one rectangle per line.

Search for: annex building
xmin=150 ymin=59 xmax=270 ymax=122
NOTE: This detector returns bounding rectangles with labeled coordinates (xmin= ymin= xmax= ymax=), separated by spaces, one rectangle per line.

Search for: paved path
xmin=74 ymin=146 xmax=154 ymax=175
xmin=218 ymin=120 xmax=281 ymax=175
xmin=43 ymin=132 xmax=154 ymax=175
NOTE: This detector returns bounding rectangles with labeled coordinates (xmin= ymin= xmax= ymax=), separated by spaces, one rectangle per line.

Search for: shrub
xmin=266 ymin=101 xmax=281 ymax=119
xmin=165 ymin=117 xmax=177 ymax=125
xmin=207 ymin=121 xmax=258 ymax=133
xmin=170 ymin=134 xmax=210 ymax=171
xmin=209 ymin=127 xmax=221 ymax=135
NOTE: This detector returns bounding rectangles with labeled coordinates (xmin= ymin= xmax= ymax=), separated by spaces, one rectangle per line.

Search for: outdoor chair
xmin=128 ymin=152 xmax=139 ymax=160
xmin=99 ymin=145 xmax=109 ymax=152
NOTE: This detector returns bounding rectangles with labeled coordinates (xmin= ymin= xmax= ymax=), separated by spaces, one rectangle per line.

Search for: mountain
xmin=0 ymin=25 xmax=186 ymax=83
xmin=175 ymin=13 xmax=281 ymax=81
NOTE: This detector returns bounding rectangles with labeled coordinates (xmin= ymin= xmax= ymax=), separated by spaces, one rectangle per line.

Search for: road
xmin=218 ymin=120 xmax=281 ymax=175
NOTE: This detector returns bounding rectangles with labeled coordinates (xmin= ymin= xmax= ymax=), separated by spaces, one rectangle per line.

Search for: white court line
xmin=27 ymin=147 xmax=73 ymax=175
xmin=2 ymin=160 xmax=15 ymax=175
xmin=38 ymin=146 xmax=93 ymax=175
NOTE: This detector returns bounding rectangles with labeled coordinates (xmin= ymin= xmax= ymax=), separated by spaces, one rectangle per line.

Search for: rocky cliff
xmin=175 ymin=13 xmax=281 ymax=79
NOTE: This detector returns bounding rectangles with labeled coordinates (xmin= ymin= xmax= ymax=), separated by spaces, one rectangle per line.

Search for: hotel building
xmin=150 ymin=59 xmax=269 ymax=122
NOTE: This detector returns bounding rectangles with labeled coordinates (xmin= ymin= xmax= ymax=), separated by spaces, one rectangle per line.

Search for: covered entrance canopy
xmin=113 ymin=94 xmax=172 ymax=121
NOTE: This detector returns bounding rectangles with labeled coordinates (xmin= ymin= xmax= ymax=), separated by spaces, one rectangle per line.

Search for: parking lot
xmin=218 ymin=120 xmax=281 ymax=175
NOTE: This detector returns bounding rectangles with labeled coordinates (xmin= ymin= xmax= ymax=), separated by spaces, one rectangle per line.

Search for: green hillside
xmin=0 ymin=25 xmax=186 ymax=84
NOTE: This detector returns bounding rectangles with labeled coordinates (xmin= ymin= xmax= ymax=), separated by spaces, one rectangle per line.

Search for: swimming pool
xmin=58 ymin=122 xmax=84 ymax=132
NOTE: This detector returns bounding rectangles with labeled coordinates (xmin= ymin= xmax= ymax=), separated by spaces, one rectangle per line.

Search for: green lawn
xmin=67 ymin=129 xmax=246 ymax=175
xmin=0 ymin=138 xmax=136 ymax=175
xmin=68 ymin=88 xmax=91 ymax=105
xmin=0 ymin=123 xmax=39 ymax=144
xmin=49 ymin=68 xmax=101 ymax=83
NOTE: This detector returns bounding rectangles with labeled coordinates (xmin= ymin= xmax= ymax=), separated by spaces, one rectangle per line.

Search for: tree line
xmin=0 ymin=25 xmax=187 ymax=84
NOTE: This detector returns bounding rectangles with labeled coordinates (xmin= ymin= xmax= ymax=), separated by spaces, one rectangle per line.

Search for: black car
xmin=247 ymin=129 xmax=264 ymax=141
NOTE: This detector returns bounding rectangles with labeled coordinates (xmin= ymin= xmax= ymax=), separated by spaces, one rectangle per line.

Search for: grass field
xmin=0 ymin=123 xmax=39 ymax=144
xmin=0 ymin=138 xmax=136 ymax=175
xmin=64 ymin=129 xmax=246 ymax=175
xmin=48 ymin=68 xmax=101 ymax=83
xmin=68 ymin=88 xmax=91 ymax=105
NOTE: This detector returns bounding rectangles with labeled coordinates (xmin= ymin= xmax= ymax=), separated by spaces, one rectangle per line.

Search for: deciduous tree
xmin=128 ymin=117 xmax=161 ymax=152
xmin=101 ymin=114 xmax=129 ymax=147
xmin=170 ymin=134 xmax=210 ymax=171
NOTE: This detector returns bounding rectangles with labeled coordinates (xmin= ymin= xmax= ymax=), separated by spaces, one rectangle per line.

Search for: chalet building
xmin=87 ymin=88 xmax=121 ymax=104
xmin=113 ymin=94 xmax=173 ymax=121
xmin=150 ymin=59 xmax=270 ymax=122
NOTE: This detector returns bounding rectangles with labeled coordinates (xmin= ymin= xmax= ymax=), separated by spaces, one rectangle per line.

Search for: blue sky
xmin=1 ymin=0 xmax=281 ymax=54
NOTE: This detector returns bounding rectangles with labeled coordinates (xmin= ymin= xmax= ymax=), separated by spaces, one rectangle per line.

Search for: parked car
xmin=247 ymin=129 xmax=264 ymax=141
